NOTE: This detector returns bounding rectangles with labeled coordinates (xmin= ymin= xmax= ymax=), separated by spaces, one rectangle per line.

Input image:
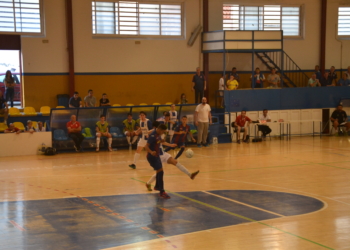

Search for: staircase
xmin=256 ymin=51 xmax=309 ymax=88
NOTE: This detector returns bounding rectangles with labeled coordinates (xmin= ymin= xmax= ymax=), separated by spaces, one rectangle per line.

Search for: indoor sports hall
xmin=1 ymin=0 xmax=350 ymax=250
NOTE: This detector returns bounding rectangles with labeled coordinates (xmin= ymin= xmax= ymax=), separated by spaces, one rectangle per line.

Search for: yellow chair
xmin=0 ymin=123 xmax=8 ymax=132
xmin=9 ymin=107 xmax=22 ymax=117
xmin=56 ymin=106 xmax=65 ymax=108
xmin=40 ymin=106 xmax=51 ymax=116
xmin=165 ymin=102 xmax=173 ymax=105
xmin=152 ymin=103 xmax=161 ymax=105
xmin=22 ymin=107 xmax=37 ymax=116
xmin=126 ymin=104 xmax=134 ymax=106
xmin=139 ymin=103 xmax=148 ymax=106
xmin=31 ymin=121 xmax=38 ymax=128
xmin=112 ymin=104 xmax=121 ymax=106
xmin=13 ymin=122 xmax=25 ymax=131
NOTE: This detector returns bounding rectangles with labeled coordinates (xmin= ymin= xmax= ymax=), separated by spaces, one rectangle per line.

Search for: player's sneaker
xmin=154 ymin=186 xmax=159 ymax=191
xmin=129 ymin=164 xmax=136 ymax=169
xmin=108 ymin=147 xmax=113 ymax=152
xmin=190 ymin=170 xmax=200 ymax=180
xmin=145 ymin=183 xmax=152 ymax=191
xmin=203 ymin=144 xmax=209 ymax=147
xmin=237 ymin=140 xmax=241 ymax=144
xmin=160 ymin=192 xmax=171 ymax=199
xmin=197 ymin=144 xmax=202 ymax=148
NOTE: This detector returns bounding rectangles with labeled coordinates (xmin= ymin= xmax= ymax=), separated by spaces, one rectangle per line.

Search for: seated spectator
xmin=66 ymin=115 xmax=84 ymax=152
xmin=267 ymin=68 xmax=280 ymax=88
xmin=25 ymin=120 xmax=36 ymax=133
xmin=330 ymin=104 xmax=350 ymax=134
xmin=258 ymin=109 xmax=272 ymax=140
xmin=179 ymin=93 xmax=188 ymax=104
xmin=320 ymin=72 xmax=333 ymax=87
xmin=314 ymin=65 xmax=321 ymax=80
xmin=123 ymin=113 xmax=138 ymax=146
xmin=99 ymin=93 xmax=111 ymax=106
xmin=69 ymin=91 xmax=82 ymax=108
xmin=96 ymin=114 xmax=112 ymax=152
xmin=4 ymin=123 xmax=21 ymax=134
xmin=328 ymin=66 xmax=338 ymax=86
xmin=308 ymin=74 xmax=321 ymax=87
xmin=84 ymin=89 xmax=96 ymax=107
xmin=35 ymin=121 xmax=46 ymax=132
xmin=229 ymin=67 xmax=240 ymax=82
xmin=226 ymin=75 xmax=239 ymax=90
xmin=337 ymin=72 xmax=350 ymax=86
xmin=250 ymin=67 xmax=265 ymax=88
xmin=0 ymin=90 xmax=8 ymax=124
xmin=234 ymin=110 xmax=251 ymax=144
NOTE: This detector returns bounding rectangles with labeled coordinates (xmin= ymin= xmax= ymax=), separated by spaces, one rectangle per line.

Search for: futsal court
xmin=1 ymin=135 xmax=349 ymax=250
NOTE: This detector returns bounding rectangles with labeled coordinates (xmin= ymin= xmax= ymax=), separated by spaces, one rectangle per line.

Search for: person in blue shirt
xmin=337 ymin=72 xmax=350 ymax=86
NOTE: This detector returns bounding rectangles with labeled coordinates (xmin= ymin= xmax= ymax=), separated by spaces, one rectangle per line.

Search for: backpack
xmin=44 ymin=147 xmax=56 ymax=156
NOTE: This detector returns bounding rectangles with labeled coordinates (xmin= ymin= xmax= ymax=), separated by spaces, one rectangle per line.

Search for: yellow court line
xmin=201 ymin=191 xmax=285 ymax=217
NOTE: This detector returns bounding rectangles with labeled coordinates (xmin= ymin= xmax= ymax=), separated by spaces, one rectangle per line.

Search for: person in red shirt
xmin=66 ymin=115 xmax=84 ymax=152
xmin=234 ymin=110 xmax=251 ymax=144
xmin=4 ymin=123 xmax=21 ymax=134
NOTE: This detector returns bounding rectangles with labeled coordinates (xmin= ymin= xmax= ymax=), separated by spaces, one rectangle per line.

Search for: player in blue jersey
xmin=164 ymin=115 xmax=196 ymax=159
xmin=129 ymin=111 xmax=153 ymax=169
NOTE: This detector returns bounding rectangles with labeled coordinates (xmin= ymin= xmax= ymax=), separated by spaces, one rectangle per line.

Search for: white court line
xmin=201 ymin=191 xmax=284 ymax=217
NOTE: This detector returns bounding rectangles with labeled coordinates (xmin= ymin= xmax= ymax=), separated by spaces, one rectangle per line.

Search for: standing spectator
xmin=218 ymin=75 xmax=225 ymax=108
xmin=35 ymin=121 xmax=46 ymax=132
xmin=229 ymin=67 xmax=240 ymax=82
xmin=258 ymin=109 xmax=272 ymax=140
xmin=69 ymin=91 xmax=82 ymax=108
xmin=251 ymin=67 xmax=265 ymax=88
xmin=267 ymin=68 xmax=280 ymax=88
xmin=328 ymin=66 xmax=338 ymax=86
xmin=226 ymin=75 xmax=239 ymax=90
xmin=66 ymin=115 xmax=84 ymax=152
xmin=99 ymin=93 xmax=111 ymax=106
xmin=194 ymin=97 xmax=212 ymax=147
xmin=123 ymin=113 xmax=138 ymax=146
xmin=234 ymin=110 xmax=251 ymax=144
xmin=337 ymin=72 xmax=350 ymax=86
xmin=0 ymin=90 xmax=8 ymax=124
xmin=320 ymin=72 xmax=332 ymax=87
xmin=192 ymin=67 xmax=206 ymax=103
xmin=84 ymin=89 xmax=97 ymax=107
xmin=330 ymin=104 xmax=350 ymax=134
xmin=96 ymin=114 xmax=113 ymax=152
xmin=4 ymin=123 xmax=21 ymax=134
xmin=179 ymin=93 xmax=188 ymax=104
xmin=314 ymin=65 xmax=321 ymax=81
xmin=25 ymin=120 xmax=35 ymax=133
xmin=308 ymin=74 xmax=321 ymax=87
xmin=3 ymin=70 xmax=15 ymax=107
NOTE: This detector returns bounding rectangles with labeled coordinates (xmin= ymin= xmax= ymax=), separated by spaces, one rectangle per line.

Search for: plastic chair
xmin=165 ymin=102 xmax=173 ymax=105
xmin=126 ymin=104 xmax=134 ymax=106
xmin=53 ymin=129 xmax=68 ymax=140
xmin=22 ymin=107 xmax=37 ymax=116
xmin=0 ymin=123 xmax=8 ymax=132
xmin=139 ymin=103 xmax=148 ymax=106
xmin=81 ymin=127 xmax=95 ymax=139
xmin=40 ymin=106 xmax=51 ymax=116
xmin=152 ymin=103 xmax=161 ymax=105
xmin=31 ymin=121 xmax=38 ymax=128
xmin=9 ymin=107 xmax=21 ymax=117
xmin=112 ymin=104 xmax=121 ymax=106
xmin=13 ymin=122 xmax=25 ymax=131
xmin=110 ymin=127 xmax=124 ymax=138
xmin=56 ymin=106 xmax=65 ymax=108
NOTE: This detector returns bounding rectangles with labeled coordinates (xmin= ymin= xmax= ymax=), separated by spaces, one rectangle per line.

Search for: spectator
xmin=69 ymin=91 xmax=82 ymax=108
xmin=330 ymin=104 xmax=350 ymax=134
xmin=25 ymin=120 xmax=35 ymax=133
xmin=99 ymin=93 xmax=111 ymax=106
xmin=192 ymin=67 xmax=206 ymax=103
xmin=66 ymin=115 xmax=84 ymax=152
xmin=84 ymin=89 xmax=97 ymax=107
xmin=96 ymin=114 xmax=113 ymax=152
xmin=194 ymin=97 xmax=212 ymax=147
xmin=218 ymin=75 xmax=225 ymax=108
xmin=258 ymin=109 xmax=272 ymax=140
xmin=251 ymin=67 xmax=265 ymax=88
xmin=179 ymin=93 xmax=188 ymax=104
xmin=328 ymin=66 xmax=337 ymax=86
xmin=320 ymin=72 xmax=332 ymax=87
xmin=347 ymin=66 xmax=350 ymax=80
xmin=35 ymin=121 xmax=46 ymax=132
xmin=4 ymin=123 xmax=21 ymax=134
xmin=308 ymin=73 xmax=321 ymax=87
xmin=226 ymin=75 xmax=239 ymax=90
xmin=0 ymin=90 xmax=8 ymax=124
xmin=234 ymin=110 xmax=251 ymax=144
xmin=337 ymin=72 xmax=350 ymax=86
xmin=314 ymin=65 xmax=321 ymax=80
xmin=229 ymin=67 xmax=240 ymax=82
xmin=267 ymin=68 xmax=280 ymax=88
xmin=3 ymin=70 xmax=15 ymax=108
xmin=123 ymin=113 xmax=138 ymax=146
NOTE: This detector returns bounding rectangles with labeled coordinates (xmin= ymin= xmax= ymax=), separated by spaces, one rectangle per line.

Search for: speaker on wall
xmin=187 ymin=25 xmax=202 ymax=47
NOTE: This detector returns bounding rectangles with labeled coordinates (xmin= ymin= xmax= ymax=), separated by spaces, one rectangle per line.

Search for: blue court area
xmin=0 ymin=190 xmax=324 ymax=250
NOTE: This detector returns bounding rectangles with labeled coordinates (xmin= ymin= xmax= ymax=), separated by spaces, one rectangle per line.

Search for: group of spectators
xmin=308 ymin=65 xmax=350 ymax=87
xmin=4 ymin=120 xmax=45 ymax=134
xmin=69 ymin=90 xmax=111 ymax=108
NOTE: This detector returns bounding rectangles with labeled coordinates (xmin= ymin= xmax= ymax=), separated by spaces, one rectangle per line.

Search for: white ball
xmin=185 ymin=149 xmax=194 ymax=158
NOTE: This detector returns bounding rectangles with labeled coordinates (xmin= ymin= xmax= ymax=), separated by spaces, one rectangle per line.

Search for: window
xmin=92 ymin=1 xmax=183 ymax=37
xmin=0 ymin=0 xmax=42 ymax=34
xmin=338 ymin=7 xmax=350 ymax=37
xmin=223 ymin=4 xmax=301 ymax=37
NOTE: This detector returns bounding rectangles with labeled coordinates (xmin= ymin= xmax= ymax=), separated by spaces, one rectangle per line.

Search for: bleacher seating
xmin=112 ymin=104 xmax=121 ymax=106
xmin=13 ymin=122 xmax=25 ymax=131
xmin=152 ymin=103 xmax=160 ymax=105
xmin=139 ymin=103 xmax=148 ymax=105
xmin=126 ymin=104 xmax=134 ymax=106
xmin=9 ymin=107 xmax=21 ymax=117
xmin=0 ymin=123 xmax=8 ymax=132
xmin=40 ymin=106 xmax=51 ymax=115
xmin=82 ymin=128 xmax=95 ymax=139
xmin=56 ymin=106 xmax=65 ymax=108
xmin=22 ymin=107 xmax=37 ymax=116
xmin=53 ymin=129 xmax=68 ymax=140
xmin=165 ymin=102 xmax=173 ymax=105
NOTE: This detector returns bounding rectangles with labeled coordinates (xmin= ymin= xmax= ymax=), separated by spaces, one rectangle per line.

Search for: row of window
xmin=0 ymin=0 xmax=349 ymax=39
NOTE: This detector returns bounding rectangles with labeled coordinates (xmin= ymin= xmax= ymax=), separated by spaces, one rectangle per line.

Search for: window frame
xmin=0 ymin=0 xmax=44 ymax=36
xmin=337 ymin=6 xmax=350 ymax=40
xmin=92 ymin=0 xmax=185 ymax=40
xmin=223 ymin=3 xmax=304 ymax=40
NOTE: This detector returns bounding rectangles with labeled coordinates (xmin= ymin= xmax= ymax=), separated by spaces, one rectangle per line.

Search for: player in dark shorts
xmin=164 ymin=116 xmax=196 ymax=159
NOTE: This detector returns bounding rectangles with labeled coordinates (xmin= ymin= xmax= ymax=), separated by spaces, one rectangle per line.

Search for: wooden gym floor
xmin=0 ymin=136 xmax=350 ymax=250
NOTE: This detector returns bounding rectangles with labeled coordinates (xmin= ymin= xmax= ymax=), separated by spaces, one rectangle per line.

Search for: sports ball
xmin=185 ymin=149 xmax=194 ymax=158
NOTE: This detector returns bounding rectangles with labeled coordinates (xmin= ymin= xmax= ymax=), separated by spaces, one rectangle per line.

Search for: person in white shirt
xmin=194 ymin=97 xmax=212 ymax=147
xmin=35 ymin=121 xmax=46 ymax=132
xmin=218 ymin=75 xmax=225 ymax=108
xmin=258 ymin=109 xmax=272 ymax=140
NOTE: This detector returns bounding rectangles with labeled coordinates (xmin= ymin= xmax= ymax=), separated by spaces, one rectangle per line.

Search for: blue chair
xmin=53 ymin=129 xmax=68 ymax=140
xmin=110 ymin=127 xmax=124 ymax=138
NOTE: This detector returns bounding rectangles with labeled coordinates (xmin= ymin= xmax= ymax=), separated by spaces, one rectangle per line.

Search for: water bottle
xmin=213 ymin=137 xmax=218 ymax=144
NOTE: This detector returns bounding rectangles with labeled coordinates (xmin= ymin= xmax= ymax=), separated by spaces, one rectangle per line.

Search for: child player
xmin=164 ymin=115 xmax=196 ymax=159
xmin=123 ymin=113 xmax=138 ymax=147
